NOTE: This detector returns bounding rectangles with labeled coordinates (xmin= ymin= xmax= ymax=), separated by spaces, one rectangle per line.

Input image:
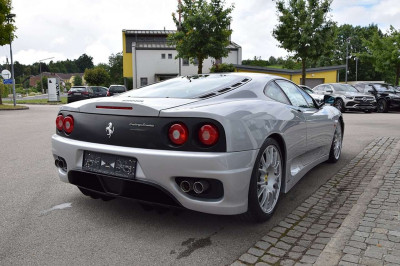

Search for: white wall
xmin=136 ymin=50 xmax=179 ymax=87
xmin=134 ymin=48 xmax=241 ymax=88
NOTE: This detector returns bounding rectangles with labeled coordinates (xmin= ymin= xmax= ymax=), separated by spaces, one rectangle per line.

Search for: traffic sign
xmin=1 ymin=70 xmax=11 ymax=79
xmin=3 ymin=79 xmax=13 ymax=84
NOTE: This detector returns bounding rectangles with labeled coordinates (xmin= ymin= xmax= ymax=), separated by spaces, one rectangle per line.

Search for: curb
xmin=0 ymin=105 xmax=29 ymax=111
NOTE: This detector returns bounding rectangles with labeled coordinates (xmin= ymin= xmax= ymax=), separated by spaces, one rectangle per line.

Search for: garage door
xmin=300 ymin=78 xmax=325 ymax=89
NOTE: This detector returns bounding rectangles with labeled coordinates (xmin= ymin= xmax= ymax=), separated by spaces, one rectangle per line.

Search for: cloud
xmin=5 ymin=0 xmax=400 ymax=66
xmin=0 ymin=49 xmax=67 ymax=65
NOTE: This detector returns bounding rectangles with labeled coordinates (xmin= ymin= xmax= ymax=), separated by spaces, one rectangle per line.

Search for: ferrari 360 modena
xmin=52 ymin=73 xmax=343 ymax=222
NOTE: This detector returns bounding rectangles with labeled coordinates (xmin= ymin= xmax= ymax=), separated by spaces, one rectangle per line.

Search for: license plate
xmin=83 ymin=151 xmax=137 ymax=179
xmin=74 ymin=93 xmax=81 ymax=95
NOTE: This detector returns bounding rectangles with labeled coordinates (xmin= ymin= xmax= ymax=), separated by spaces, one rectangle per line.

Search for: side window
xmin=275 ymin=80 xmax=309 ymax=108
xmin=264 ymin=82 xmax=290 ymax=105
xmin=140 ymin=78 xmax=148 ymax=86
xmin=297 ymin=87 xmax=316 ymax=108
xmin=325 ymin=85 xmax=333 ymax=92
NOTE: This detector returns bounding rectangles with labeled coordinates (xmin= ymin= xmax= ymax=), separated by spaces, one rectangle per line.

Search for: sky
xmin=1 ymin=0 xmax=400 ymax=66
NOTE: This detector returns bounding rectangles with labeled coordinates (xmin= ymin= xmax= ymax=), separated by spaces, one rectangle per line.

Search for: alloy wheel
xmin=333 ymin=123 xmax=342 ymax=160
xmin=257 ymin=145 xmax=282 ymax=214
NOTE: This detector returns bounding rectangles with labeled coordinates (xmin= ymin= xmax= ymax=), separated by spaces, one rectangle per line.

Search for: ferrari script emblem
xmin=106 ymin=122 xmax=114 ymax=138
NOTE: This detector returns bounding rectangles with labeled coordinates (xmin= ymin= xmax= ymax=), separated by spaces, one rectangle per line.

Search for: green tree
xmin=0 ymin=0 xmax=16 ymax=104
xmin=0 ymin=0 xmax=15 ymax=46
xmin=108 ymin=52 xmax=123 ymax=84
xmin=242 ymin=56 xmax=269 ymax=67
xmin=84 ymin=67 xmax=110 ymax=86
xmin=73 ymin=75 xmax=83 ymax=86
xmin=168 ymin=0 xmax=234 ymax=74
xmin=365 ymin=26 xmax=400 ymax=85
xmin=36 ymin=76 xmax=48 ymax=92
xmin=273 ymin=0 xmax=336 ymax=85
xmin=209 ymin=63 xmax=235 ymax=73
xmin=75 ymin=53 xmax=94 ymax=72
xmin=316 ymin=24 xmax=383 ymax=82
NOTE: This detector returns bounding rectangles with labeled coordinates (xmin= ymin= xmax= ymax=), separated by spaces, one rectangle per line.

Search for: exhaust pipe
xmin=180 ymin=180 xmax=193 ymax=193
xmin=193 ymin=180 xmax=209 ymax=194
xmin=58 ymin=159 xmax=65 ymax=169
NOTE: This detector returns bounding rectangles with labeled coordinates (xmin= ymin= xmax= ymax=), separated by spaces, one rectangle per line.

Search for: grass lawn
xmin=2 ymin=97 xmax=67 ymax=105
xmin=0 ymin=104 xmax=28 ymax=110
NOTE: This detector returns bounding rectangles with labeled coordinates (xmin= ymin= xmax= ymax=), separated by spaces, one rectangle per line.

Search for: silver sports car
xmin=52 ymin=73 xmax=344 ymax=222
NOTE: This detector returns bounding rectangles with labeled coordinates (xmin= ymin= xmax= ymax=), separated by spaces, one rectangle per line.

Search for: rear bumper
xmin=52 ymin=134 xmax=257 ymax=215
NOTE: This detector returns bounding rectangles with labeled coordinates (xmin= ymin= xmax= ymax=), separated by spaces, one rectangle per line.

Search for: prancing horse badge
xmin=106 ymin=122 xmax=114 ymax=138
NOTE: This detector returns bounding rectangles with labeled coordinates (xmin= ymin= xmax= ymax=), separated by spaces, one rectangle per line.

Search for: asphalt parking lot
xmin=1 ymin=105 xmax=400 ymax=266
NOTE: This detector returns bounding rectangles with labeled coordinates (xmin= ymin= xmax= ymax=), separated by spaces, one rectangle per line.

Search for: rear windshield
xmin=109 ymin=86 xmax=126 ymax=93
xmin=125 ymin=75 xmax=243 ymax=98
xmin=70 ymin=87 xmax=87 ymax=92
xmin=332 ymin=84 xmax=358 ymax=92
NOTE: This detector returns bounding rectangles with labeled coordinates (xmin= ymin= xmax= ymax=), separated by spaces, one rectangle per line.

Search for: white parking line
xmin=40 ymin=202 xmax=72 ymax=216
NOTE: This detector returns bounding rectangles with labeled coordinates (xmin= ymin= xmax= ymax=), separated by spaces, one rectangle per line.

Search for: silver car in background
xmin=299 ymin=85 xmax=324 ymax=104
xmin=313 ymin=83 xmax=376 ymax=113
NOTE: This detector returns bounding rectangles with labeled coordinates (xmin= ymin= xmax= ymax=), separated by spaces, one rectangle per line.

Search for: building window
xmin=182 ymin=58 xmax=189 ymax=66
xmin=193 ymin=58 xmax=198 ymax=65
xmin=140 ymin=78 xmax=148 ymax=86
xmin=161 ymin=54 xmax=166 ymax=59
xmin=168 ymin=54 xmax=172 ymax=59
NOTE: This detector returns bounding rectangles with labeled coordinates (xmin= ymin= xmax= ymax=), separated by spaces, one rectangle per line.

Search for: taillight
xmin=82 ymin=91 xmax=89 ymax=95
xmin=67 ymin=91 xmax=72 ymax=95
xmin=63 ymin=116 xmax=74 ymax=134
xmin=169 ymin=123 xmax=188 ymax=145
xmin=107 ymin=91 xmax=110 ymax=96
xmin=199 ymin=124 xmax=219 ymax=146
xmin=56 ymin=115 xmax=64 ymax=131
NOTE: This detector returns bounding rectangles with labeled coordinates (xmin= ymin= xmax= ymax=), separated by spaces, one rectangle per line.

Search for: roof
xmin=134 ymin=41 xmax=241 ymax=50
xmin=124 ymin=29 xmax=241 ymax=50
xmin=123 ymin=29 xmax=176 ymax=35
xmin=234 ymin=64 xmax=346 ymax=74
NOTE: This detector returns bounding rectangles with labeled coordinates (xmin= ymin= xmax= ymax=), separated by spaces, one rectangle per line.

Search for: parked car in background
xmin=90 ymin=86 xmax=108 ymax=98
xmin=353 ymin=83 xmax=400 ymax=113
xmin=313 ymin=83 xmax=376 ymax=113
xmin=52 ymin=73 xmax=343 ymax=222
xmin=67 ymin=86 xmax=93 ymax=103
xmin=299 ymin=85 xmax=324 ymax=104
xmin=107 ymin=85 xmax=127 ymax=96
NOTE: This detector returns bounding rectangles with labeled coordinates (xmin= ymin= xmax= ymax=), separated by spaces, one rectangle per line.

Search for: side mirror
xmin=368 ymin=89 xmax=374 ymax=93
xmin=324 ymin=95 xmax=335 ymax=105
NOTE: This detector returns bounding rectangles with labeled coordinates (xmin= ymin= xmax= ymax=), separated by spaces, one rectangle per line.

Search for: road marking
xmin=40 ymin=203 xmax=72 ymax=216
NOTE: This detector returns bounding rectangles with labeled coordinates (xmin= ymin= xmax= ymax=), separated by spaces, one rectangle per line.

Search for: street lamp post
xmin=354 ymin=57 xmax=359 ymax=81
xmin=39 ymin=57 xmax=55 ymax=94
xmin=6 ymin=13 xmax=16 ymax=106
xmin=345 ymin=37 xmax=351 ymax=83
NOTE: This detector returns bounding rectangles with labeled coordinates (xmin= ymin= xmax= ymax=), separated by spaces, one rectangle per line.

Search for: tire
xmin=328 ymin=121 xmax=343 ymax=163
xmin=334 ymin=98 xmax=345 ymax=113
xmin=241 ymin=138 xmax=283 ymax=222
xmin=363 ymin=110 xmax=371 ymax=113
xmin=78 ymin=187 xmax=115 ymax=201
xmin=377 ymin=99 xmax=388 ymax=113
